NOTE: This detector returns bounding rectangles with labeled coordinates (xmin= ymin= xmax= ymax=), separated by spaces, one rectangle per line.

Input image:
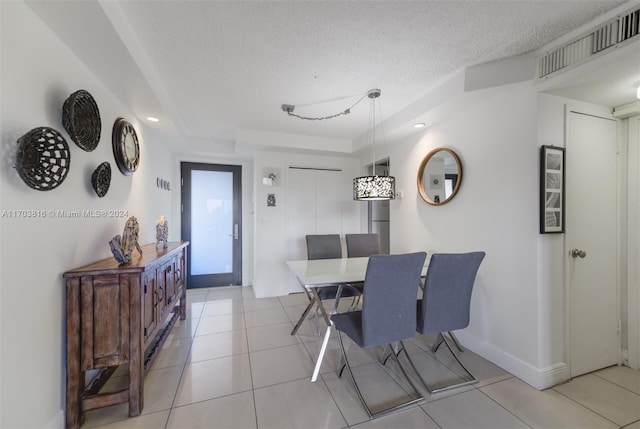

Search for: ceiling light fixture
xmin=413 ymin=122 xmax=426 ymax=128
xmin=353 ymin=89 xmax=395 ymax=201
xmin=146 ymin=117 xmax=159 ymax=122
xmin=281 ymin=93 xmax=369 ymax=121
xmin=637 ymin=86 xmax=640 ymax=99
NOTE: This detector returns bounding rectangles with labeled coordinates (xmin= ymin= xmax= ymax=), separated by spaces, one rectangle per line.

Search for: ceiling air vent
xmin=538 ymin=6 xmax=640 ymax=78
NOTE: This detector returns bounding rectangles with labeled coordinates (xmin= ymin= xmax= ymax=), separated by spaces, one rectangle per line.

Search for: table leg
xmin=291 ymin=298 xmax=315 ymax=335
xmin=312 ymin=285 xmax=342 ymax=326
xmin=310 ymin=284 xmax=343 ymax=382
xmin=312 ymin=323 xmax=332 ymax=382
xmin=291 ymin=282 xmax=319 ymax=336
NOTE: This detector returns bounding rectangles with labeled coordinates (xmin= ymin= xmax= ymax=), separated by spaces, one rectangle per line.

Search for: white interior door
xmin=567 ymin=111 xmax=618 ymax=377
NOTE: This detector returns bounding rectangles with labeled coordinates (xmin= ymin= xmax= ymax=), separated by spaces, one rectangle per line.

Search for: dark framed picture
xmin=540 ymin=145 xmax=565 ymax=233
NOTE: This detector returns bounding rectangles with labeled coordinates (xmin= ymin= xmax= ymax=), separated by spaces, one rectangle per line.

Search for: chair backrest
xmin=361 ymin=252 xmax=427 ymax=347
xmin=419 ymin=252 xmax=485 ymax=334
xmin=306 ymin=234 xmax=342 ymax=260
xmin=345 ymin=233 xmax=381 ymax=257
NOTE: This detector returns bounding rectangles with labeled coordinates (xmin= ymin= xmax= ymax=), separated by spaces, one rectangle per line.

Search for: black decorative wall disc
xmin=62 ymin=89 xmax=101 ymax=152
xmin=15 ymin=127 xmax=71 ymax=191
xmin=92 ymin=162 xmax=111 ymax=198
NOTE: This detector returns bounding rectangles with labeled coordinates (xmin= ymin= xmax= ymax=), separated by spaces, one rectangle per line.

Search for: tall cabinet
xmin=63 ymin=242 xmax=188 ymax=429
xmin=285 ymin=167 xmax=359 ymax=291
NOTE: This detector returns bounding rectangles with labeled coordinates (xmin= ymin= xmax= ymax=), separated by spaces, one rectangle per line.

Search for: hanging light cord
xmin=377 ymin=99 xmax=391 ymax=175
xmin=281 ymin=92 xmax=369 ymax=121
xmin=369 ymin=92 xmax=377 ymax=175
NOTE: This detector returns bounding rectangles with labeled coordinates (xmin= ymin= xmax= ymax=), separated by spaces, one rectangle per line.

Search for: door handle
xmin=229 ymin=223 xmax=239 ymax=240
xmin=570 ymin=249 xmax=587 ymax=258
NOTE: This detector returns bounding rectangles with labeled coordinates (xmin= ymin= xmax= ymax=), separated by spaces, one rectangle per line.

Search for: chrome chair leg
xmin=381 ymin=344 xmax=391 ymax=364
xmin=432 ymin=332 xmax=465 ymax=353
xmin=440 ymin=335 xmax=476 ymax=383
xmin=338 ymin=354 xmax=346 ymax=378
xmin=419 ymin=334 xmax=477 ymax=394
xmin=336 ymin=333 xmax=424 ymax=419
xmin=448 ymin=331 xmax=465 ymax=352
xmin=381 ymin=342 xmax=405 ymax=365
xmin=431 ymin=332 xmax=444 ymax=352
xmin=389 ymin=340 xmax=425 ymax=400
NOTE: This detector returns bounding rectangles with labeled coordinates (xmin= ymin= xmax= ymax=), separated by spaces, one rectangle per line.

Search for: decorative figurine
xmin=109 ymin=216 xmax=143 ymax=264
xmin=156 ymin=215 xmax=169 ymax=249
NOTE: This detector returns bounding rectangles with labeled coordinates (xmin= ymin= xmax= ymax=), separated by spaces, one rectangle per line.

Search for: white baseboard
xmin=456 ymin=331 xmax=569 ymax=390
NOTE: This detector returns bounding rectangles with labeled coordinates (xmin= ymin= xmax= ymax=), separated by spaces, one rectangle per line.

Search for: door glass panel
xmin=190 ymin=170 xmax=233 ymax=275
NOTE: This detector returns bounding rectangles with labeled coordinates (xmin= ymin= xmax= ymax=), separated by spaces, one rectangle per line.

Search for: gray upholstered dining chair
xmin=345 ymin=233 xmax=381 ymax=257
xmin=345 ymin=233 xmax=381 ymax=296
xmin=331 ymin=252 xmax=427 ymax=419
xmin=415 ymin=251 xmax=485 ymax=394
xmin=299 ymin=234 xmax=362 ymax=335
xmin=306 ymin=234 xmax=343 ymax=260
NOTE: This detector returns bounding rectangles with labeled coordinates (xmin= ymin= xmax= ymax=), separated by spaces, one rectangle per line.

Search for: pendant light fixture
xmin=353 ymin=89 xmax=395 ymax=201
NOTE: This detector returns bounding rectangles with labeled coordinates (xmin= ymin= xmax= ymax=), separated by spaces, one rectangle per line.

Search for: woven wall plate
xmin=91 ymin=162 xmax=111 ymax=198
xmin=15 ymin=127 xmax=71 ymax=191
xmin=62 ymin=89 xmax=101 ymax=152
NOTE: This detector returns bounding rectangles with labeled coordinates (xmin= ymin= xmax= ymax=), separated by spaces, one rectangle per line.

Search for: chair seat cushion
xmin=316 ymin=284 xmax=361 ymax=300
xmin=331 ymin=311 xmax=366 ymax=347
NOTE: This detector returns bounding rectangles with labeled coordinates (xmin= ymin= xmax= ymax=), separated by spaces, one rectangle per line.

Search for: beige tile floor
xmin=84 ymin=286 xmax=640 ymax=429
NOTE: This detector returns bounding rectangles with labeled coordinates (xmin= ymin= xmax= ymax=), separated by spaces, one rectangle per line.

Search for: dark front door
xmin=181 ymin=162 xmax=242 ymax=288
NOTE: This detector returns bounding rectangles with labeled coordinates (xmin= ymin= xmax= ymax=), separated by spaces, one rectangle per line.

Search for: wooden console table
xmin=64 ymin=241 xmax=188 ymax=429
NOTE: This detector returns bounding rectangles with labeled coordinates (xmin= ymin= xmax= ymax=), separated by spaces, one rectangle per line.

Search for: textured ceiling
xmin=26 ymin=0 xmax=637 ymax=154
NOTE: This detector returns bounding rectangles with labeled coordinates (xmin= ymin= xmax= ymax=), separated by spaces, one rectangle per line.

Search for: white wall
xmin=1 ymin=3 xmax=179 ymax=427
xmin=389 ymin=81 xmax=545 ymax=385
xmin=252 ymin=151 xmax=361 ymax=298
xmin=535 ymin=93 xmax=570 ymax=379
xmin=628 ymin=114 xmax=640 ymax=368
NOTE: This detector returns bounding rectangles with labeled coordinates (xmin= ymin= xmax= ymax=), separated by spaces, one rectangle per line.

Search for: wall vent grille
xmin=538 ymin=6 xmax=640 ymax=78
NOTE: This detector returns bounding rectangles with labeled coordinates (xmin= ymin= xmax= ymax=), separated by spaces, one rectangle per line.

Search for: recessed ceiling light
xmin=146 ymin=116 xmax=159 ymax=122
xmin=413 ymin=123 xmax=426 ymax=128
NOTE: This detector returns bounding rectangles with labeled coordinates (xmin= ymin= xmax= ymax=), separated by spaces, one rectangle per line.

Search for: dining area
xmin=286 ymin=233 xmax=486 ymax=419
xmin=78 ymin=270 xmax=640 ymax=429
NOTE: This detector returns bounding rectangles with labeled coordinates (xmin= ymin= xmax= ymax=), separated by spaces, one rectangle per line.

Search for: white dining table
xmin=286 ymin=256 xmax=428 ymax=382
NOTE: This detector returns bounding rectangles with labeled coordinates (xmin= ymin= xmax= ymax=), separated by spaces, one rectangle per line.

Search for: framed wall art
xmin=540 ymin=145 xmax=565 ymax=233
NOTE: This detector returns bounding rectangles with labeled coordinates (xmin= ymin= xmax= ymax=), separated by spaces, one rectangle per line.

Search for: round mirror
xmin=417 ymin=147 xmax=463 ymax=205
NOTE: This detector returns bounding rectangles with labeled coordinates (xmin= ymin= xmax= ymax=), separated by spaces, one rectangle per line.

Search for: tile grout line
xmin=550 ymin=383 xmax=623 ymax=427
xmin=473 ymin=383 xmax=535 ymax=429
xmin=283 ymin=294 xmax=355 ymax=428
xmin=244 ymin=288 xmax=260 ymax=429
xmin=159 ymin=288 xmax=207 ymax=429
xmin=592 ymin=369 xmax=640 ymax=397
